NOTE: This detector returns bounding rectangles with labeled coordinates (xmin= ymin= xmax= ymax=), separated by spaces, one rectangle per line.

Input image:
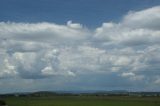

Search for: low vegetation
xmin=3 ymin=96 xmax=160 ymax=106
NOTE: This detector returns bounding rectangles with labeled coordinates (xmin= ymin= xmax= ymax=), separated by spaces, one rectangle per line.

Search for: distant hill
xmin=0 ymin=90 xmax=160 ymax=97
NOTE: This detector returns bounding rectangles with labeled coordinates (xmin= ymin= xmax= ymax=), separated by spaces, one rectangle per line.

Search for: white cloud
xmin=121 ymin=72 xmax=135 ymax=77
xmin=0 ymin=6 xmax=160 ymax=91
xmin=122 ymin=6 xmax=160 ymax=29
xmin=94 ymin=6 xmax=160 ymax=47
xmin=0 ymin=22 xmax=90 ymax=45
xmin=67 ymin=20 xmax=83 ymax=29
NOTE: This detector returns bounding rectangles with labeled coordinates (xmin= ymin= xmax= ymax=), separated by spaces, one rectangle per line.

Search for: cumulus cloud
xmin=94 ymin=6 xmax=160 ymax=47
xmin=122 ymin=6 xmax=160 ymax=29
xmin=0 ymin=21 xmax=90 ymax=45
xmin=0 ymin=6 xmax=160 ymax=91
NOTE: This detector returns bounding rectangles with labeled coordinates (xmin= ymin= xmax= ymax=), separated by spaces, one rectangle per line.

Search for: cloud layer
xmin=0 ymin=6 xmax=160 ymax=92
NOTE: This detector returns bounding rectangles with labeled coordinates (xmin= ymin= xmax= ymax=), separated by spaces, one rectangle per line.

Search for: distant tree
xmin=0 ymin=100 xmax=6 ymax=105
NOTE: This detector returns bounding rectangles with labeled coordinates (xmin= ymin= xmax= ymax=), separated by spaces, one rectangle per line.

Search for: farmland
xmin=3 ymin=96 xmax=160 ymax=106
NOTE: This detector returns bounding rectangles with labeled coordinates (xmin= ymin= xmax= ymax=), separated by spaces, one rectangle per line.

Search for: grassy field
xmin=3 ymin=96 xmax=160 ymax=106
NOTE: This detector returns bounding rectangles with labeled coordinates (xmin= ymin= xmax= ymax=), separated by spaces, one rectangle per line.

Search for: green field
xmin=3 ymin=96 xmax=160 ymax=106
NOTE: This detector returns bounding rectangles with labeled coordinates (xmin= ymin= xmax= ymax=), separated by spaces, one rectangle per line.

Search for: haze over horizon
xmin=0 ymin=0 xmax=160 ymax=93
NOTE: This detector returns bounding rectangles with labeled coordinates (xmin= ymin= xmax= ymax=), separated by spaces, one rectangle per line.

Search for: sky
xmin=0 ymin=0 xmax=160 ymax=93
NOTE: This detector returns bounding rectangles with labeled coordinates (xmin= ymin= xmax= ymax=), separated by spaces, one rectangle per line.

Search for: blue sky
xmin=0 ymin=0 xmax=160 ymax=27
xmin=0 ymin=0 xmax=160 ymax=93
